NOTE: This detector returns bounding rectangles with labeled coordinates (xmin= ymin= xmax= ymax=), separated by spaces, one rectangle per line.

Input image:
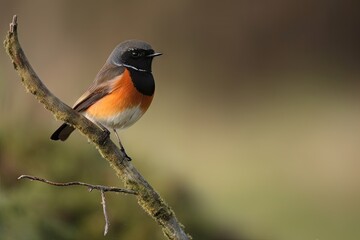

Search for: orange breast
xmin=86 ymin=69 xmax=153 ymax=119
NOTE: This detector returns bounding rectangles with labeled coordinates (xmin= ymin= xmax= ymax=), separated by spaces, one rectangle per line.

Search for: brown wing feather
xmin=73 ymin=64 xmax=125 ymax=112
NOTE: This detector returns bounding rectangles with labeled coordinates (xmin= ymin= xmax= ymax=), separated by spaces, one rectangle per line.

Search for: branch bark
xmin=4 ymin=15 xmax=190 ymax=240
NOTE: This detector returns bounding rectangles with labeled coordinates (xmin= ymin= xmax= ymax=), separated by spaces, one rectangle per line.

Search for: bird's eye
xmin=131 ymin=50 xmax=141 ymax=58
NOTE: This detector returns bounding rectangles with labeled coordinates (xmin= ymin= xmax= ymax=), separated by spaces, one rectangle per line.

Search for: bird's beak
xmin=146 ymin=52 xmax=162 ymax=58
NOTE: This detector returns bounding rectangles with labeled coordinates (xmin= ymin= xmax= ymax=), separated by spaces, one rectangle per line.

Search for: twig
xmin=4 ymin=15 xmax=190 ymax=239
xmin=101 ymin=190 xmax=110 ymax=236
xmin=18 ymin=174 xmax=135 ymax=236
xmin=18 ymin=175 xmax=137 ymax=194
xmin=10 ymin=15 xmax=17 ymax=33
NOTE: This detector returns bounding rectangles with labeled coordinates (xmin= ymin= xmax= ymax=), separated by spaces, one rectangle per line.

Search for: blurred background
xmin=1 ymin=0 xmax=360 ymax=239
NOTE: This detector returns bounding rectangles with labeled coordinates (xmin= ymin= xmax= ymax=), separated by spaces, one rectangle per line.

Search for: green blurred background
xmin=1 ymin=0 xmax=360 ymax=239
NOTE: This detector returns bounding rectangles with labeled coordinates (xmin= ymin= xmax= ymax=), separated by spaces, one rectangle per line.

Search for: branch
xmin=4 ymin=15 xmax=191 ymax=240
xmin=18 ymin=174 xmax=136 ymax=235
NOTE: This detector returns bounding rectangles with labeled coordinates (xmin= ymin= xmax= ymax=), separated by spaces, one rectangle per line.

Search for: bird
xmin=50 ymin=40 xmax=162 ymax=160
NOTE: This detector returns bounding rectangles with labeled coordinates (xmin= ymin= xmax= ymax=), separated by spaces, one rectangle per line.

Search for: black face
xmin=121 ymin=48 xmax=156 ymax=72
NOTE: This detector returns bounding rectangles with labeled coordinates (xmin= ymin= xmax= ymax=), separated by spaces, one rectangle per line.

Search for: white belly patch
xmin=84 ymin=105 xmax=144 ymax=130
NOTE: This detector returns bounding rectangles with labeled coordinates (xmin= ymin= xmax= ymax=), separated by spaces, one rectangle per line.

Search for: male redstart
xmin=50 ymin=40 xmax=161 ymax=160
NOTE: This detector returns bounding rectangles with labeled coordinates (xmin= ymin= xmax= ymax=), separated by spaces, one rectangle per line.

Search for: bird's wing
xmin=73 ymin=66 xmax=125 ymax=112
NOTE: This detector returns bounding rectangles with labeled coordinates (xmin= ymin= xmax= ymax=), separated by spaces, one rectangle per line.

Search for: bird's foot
xmin=99 ymin=128 xmax=110 ymax=145
xmin=120 ymin=148 xmax=132 ymax=161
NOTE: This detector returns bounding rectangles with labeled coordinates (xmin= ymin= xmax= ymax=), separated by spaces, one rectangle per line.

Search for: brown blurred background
xmin=1 ymin=0 xmax=360 ymax=239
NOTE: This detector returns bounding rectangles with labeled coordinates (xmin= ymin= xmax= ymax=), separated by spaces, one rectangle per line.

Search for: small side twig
xmin=18 ymin=174 xmax=137 ymax=235
xmin=101 ymin=190 xmax=110 ymax=236
xmin=18 ymin=175 xmax=137 ymax=194
xmin=10 ymin=15 xmax=17 ymax=33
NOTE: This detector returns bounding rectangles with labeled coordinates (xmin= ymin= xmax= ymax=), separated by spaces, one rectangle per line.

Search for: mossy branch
xmin=4 ymin=15 xmax=190 ymax=240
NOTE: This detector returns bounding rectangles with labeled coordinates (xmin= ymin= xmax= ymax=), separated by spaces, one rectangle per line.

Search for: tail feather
xmin=50 ymin=123 xmax=75 ymax=141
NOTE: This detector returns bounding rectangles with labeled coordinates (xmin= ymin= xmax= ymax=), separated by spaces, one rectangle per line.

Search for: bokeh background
xmin=1 ymin=0 xmax=360 ymax=239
